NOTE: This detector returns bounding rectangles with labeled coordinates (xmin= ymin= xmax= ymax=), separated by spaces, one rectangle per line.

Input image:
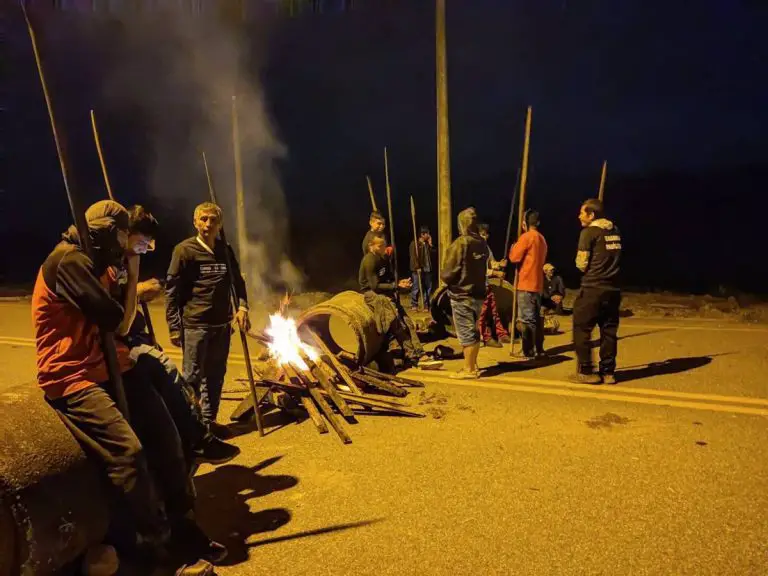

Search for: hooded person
xmin=32 ymin=200 xmax=224 ymax=574
xmin=440 ymin=208 xmax=488 ymax=379
xmin=570 ymin=198 xmax=623 ymax=385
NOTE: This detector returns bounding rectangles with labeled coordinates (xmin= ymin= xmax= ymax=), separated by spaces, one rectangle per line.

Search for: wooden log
xmin=309 ymin=361 xmax=355 ymax=420
xmin=354 ymin=365 xmax=425 ymax=388
xmin=350 ymin=371 xmax=408 ymax=397
xmin=306 ymin=329 xmax=364 ymax=395
xmin=307 ymin=387 xmax=352 ymax=444
xmin=300 ymin=396 xmax=328 ymax=434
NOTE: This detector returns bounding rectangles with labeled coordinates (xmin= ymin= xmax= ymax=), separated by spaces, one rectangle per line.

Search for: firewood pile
xmin=231 ymin=317 xmax=425 ymax=444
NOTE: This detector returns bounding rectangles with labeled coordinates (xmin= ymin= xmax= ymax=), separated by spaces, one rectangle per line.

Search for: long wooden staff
xmin=201 ymin=152 xmax=264 ymax=436
xmin=598 ymin=160 xmax=607 ymax=202
xmin=510 ymin=106 xmax=532 ymax=355
xmin=498 ymin=167 xmax=521 ymax=288
xmin=90 ymin=109 xmax=158 ymax=348
xmin=384 ymin=147 xmax=398 ymax=284
xmin=366 ymin=176 xmax=378 ymax=212
xmin=409 ymin=196 xmax=425 ymax=309
xmin=22 ymin=4 xmax=129 ymax=419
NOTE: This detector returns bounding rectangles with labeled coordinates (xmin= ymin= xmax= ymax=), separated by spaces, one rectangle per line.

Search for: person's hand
xmin=426 ymin=234 xmax=433 ymax=246
xmin=398 ymin=278 xmax=412 ymax=289
xmin=170 ymin=331 xmax=182 ymax=348
xmin=498 ymin=259 xmax=508 ymax=268
xmin=137 ymin=278 xmax=163 ymax=302
xmin=234 ymin=308 xmax=251 ymax=332
xmin=492 ymin=270 xmax=505 ymax=279
xmin=126 ymin=253 xmax=140 ymax=278
xmin=385 ymin=246 xmax=394 ymax=257
xmin=551 ymin=295 xmax=563 ymax=305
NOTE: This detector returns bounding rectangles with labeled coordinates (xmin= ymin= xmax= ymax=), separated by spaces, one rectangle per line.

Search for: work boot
xmin=568 ymin=373 xmax=602 ymax=385
xmin=601 ymin=373 xmax=617 ymax=385
xmin=193 ymin=436 xmax=240 ymax=466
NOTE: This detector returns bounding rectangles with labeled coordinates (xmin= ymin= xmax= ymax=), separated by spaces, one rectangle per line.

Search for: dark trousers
xmin=48 ymin=384 xmax=167 ymax=547
xmin=517 ymin=290 xmax=544 ymax=356
xmin=364 ymin=292 xmax=424 ymax=362
xmin=410 ymin=270 xmax=433 ymax=308
xmin=478 ymin=286 xmax=509 ymax=342
xmin=572 ymin=287 xmax=621 ymax=375
xmin=182 ymin=325 xmax=232 ymax=424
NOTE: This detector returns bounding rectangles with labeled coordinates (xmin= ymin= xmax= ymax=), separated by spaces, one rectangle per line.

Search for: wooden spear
xmin=366 ymin=175 xmax=378 ymax=212
xmin=384 ymin=146 xmax=398 ymax=284
xmin=202 ymin=152 xmax=264 ymax=436
xmin=499 ymin=167 xmax=521 ymax=287
xmin=598 ymin=160 xmax=607 ymax=202
xmin=509 ymin=106 xmax=532 ymax=355
xmin=22 ymin=4 xmax=130 ymax=419
xmin=90 ymin=109 xmax=158 ymax=348
xmin=410 ymin=196 xmax=425 ymax=309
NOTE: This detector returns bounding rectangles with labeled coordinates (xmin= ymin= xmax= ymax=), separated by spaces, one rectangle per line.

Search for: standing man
xmin=508 ymin=210 xmax=548 ymax=358
xmin=408 ymin=225 xmax=435 ymax=310
xmin=166 ymin=202 xmax=250 ymax=432
xmin=477 ymin=223 xmax=510 ymax=347
xmin=570 ymin=198 xmax=622 ymax=385
xmin=441 ymin=208 xmax=488 ymax=379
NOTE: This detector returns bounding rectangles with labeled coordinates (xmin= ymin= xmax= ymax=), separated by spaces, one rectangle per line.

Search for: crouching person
xmin=32 ymin=200 xmax=223 ymax=574
xmin=360 ymin=233 xmax=425 ymax=367
xmin=441 ymin=208 xmax=488 ymax=379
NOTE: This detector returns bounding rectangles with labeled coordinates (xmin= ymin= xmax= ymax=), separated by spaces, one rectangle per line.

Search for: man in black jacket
xmin=166 ymin=202 xmax=250 ymax=429
xmin=360 ymin=233 xmax=424 ymax=365
xmin=570 ymin=199 xmax=622 ymax=385
xmin=542 ymin=263 xmax=566 ymax=314
xmin=408 ymin=225 xmax=434 ymax=310
xmin=441 ymin=208 xmax=488 ymax=379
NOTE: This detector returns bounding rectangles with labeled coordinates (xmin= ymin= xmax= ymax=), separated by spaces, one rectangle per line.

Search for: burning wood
xmin=233 ymin=310 xmax=426 ymax=444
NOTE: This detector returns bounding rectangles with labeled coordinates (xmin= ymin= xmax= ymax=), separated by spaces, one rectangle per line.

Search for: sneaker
xmin=510 ymin=349 xmax=534 ymax=359
xmin=206 ymin=421 xmax=232 ymax=440
xmin=172 ymin=518 xmax=229 ymax=566
xmin=499 ymin=335 xmax=511 ymax=344
xmin=485 ymin=339 xmax=503 ymax=348
xmin=601 ymin=373 xmax=617 ymax=385
xmin=193 ymin=436 xmax=240 ymax=466
xmin=568 ymin=373 xmax=602 ymax=385
xmin=449 ymin=369 xmax=480 ymax=380
xmin=176 ymin=560 xmax=215 ymax=576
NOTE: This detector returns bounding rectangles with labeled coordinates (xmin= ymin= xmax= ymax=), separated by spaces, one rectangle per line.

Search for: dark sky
xmin=5 ymin=0 xmax=768 ymax=292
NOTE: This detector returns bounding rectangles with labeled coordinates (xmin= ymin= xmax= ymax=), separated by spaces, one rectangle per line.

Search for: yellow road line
xmin=413 ymin=374 xmax=768 ymax=417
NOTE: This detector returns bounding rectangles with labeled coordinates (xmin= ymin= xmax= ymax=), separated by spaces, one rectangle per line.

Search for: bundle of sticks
xmin=233 ymin=327 xmax=425 ymax=444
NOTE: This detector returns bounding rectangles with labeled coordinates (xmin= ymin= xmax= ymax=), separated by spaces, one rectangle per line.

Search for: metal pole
xmin=436 ymin=0 xmax=452 ymax=275
xmin=23 ymin=4 xmax=129 ymax=419
xmin=202 ymin=152 xmax=264 ymax=436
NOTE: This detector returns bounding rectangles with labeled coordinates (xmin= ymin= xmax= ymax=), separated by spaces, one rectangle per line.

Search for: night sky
xmin=5 ymin=0 xmax=768 ymax=294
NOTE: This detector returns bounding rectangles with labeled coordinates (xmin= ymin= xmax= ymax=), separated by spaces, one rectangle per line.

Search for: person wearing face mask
xmin=165 ymin=202 xmax=250 ymax=433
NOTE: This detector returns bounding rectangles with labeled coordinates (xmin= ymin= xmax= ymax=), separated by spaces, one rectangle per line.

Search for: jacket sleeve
xmin=227 ymin=244 xmax=249 ymax=310
xmin=56 ymin=251 xmax=124 ymax=331
xmin=440 ymin=239 xmax=464 ymax=286
xmin=553 ymin=276 xmax=566 ymax=296
xmin=576 ymin=228 xmax=594 ymax=272
xmin=165 ymin=244 xmax=187 ymax=334
xmin=508 ymin=233 xmax=529 ymax=264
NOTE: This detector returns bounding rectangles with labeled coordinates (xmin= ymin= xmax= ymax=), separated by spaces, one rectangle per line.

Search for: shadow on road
xmin=481 ymin=354 xmax=571 ymax=377
xmin=615 ymin=355 xmax=717 ymax=383
xmin=194 ymin=458 xmax=298 ymax=566
xmin=546 ymin=328 xmax=673 ymax=356
xmin=248 ymin=518 xmax=384 ymax=548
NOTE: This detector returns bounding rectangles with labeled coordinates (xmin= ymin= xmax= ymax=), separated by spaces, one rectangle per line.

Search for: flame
xmin=264 ymin=313 xmax=318 ymax=371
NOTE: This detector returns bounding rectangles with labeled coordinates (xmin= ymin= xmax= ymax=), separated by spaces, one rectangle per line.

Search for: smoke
xmin=98 ymin=5 xmax=302 ymax=308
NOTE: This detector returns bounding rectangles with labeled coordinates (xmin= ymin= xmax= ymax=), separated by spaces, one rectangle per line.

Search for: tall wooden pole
xmin=366 ymin=175 xmax=378 ymax=212
xmin=436 ymin=0 xmax=452 ymax=275
xmin=598 ymin=160 xmax=607 ymax=202
xmin=384 ymin=147 xmax=398 ymax=284
xmin=232 ymin=95 xmax=248 ymax=275
xmin=410 ymin=196 xmax=425 ymax=309
xmin=509 ymin=106 xmax=532 ymax=355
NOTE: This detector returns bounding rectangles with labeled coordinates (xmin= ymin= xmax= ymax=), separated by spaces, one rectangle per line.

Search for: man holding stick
xmin=408 ymin=225 xmax=434 ymax=310
xmin=166 ymin=202 xmax=250 ymax=432
xmin=570 ymin=199 xmax=623 ymax=385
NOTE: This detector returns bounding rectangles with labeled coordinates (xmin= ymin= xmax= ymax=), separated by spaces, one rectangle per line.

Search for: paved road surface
xmin=1 ymin=300 xmax=766 ymax=575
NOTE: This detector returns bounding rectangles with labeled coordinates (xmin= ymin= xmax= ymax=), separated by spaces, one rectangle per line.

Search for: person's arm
xmin=508 ymin=234 xmax=530 ymax=264
xmin=552 ymin=276 xmax=566 ymax=296
xmin=165 ymin=244 xmax=187 ymax=342
xmin=137 ymin=278 xmax=164 ymax=303
xmin=575 ymin=229 xmax=594 ymax=272
xmin=56 ymin=251 xmax=124 ymax=331
xmin=227 ymin=244 xmax=250 ymax=332
xmin=440 ymin=240 xmax=464 ymax=286
xmin=115 ymin=255 xmax=139 ymax=337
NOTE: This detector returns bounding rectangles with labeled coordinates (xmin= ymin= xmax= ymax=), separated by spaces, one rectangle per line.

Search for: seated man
xmin=117 ymin=205 xmax=239 ymax=468
xmin=32 ymin=200 xmax=222 ymax=574
xmin=542 ymin=263 xmax=565 ymax=314
xmin=359 ymin=233 xmax=425 ymax=366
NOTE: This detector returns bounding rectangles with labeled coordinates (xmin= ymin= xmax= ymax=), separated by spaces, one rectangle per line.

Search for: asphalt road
xmin=1 ymin=300 xmax=766 ymax=575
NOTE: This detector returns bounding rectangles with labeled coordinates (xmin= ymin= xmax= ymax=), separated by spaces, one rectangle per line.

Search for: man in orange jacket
xmin=508 ymin=210 xmax=548 ymax=358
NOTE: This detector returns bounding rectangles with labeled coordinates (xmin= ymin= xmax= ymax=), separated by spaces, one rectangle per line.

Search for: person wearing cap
xmin=542 ymin=263 xmax=565 ymax=315
xmin=32 ymin=200 xmax=224 ymax=574
xmin=508 ymin=209 xmax=548 ymax=358
xmin=166 ymin=202 xmax=250 ymax=434
xmin=441 ymin=208 xmax=489 ymax=379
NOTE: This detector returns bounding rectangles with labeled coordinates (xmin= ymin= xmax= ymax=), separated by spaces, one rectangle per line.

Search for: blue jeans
xmin=450 ymin=297 xmax=483 ymax=347
xmin=517 ymin=291 xmax=542 ymax=329
xmin=410 ymin=270 xmax=433 ymax=308
xmin=182 ymin=325 xmax=232 ymax=424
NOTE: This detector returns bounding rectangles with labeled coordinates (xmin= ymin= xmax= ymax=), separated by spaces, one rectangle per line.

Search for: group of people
xmin=32 ymin=200 xmax=251 ymax=575
xmin=357 ymin=198 xmax=623 ymax=384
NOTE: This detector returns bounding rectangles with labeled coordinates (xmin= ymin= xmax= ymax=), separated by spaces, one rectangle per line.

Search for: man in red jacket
xmin=508 ymin=209 xmax=548 ymax=358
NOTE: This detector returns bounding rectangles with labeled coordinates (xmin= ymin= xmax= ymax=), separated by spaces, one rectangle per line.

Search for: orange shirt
xmin=508 ymin=229 xmax=548 ymax=293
